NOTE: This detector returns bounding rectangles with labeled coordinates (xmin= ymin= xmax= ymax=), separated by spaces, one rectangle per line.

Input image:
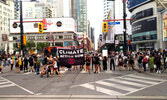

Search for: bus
xmin=43 ymin=46 xmax=70 ymax=57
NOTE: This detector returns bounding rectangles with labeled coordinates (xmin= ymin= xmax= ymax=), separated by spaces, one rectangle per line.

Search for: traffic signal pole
xmin=123 ymin=0 xmax=127 ymax=55
xmin=20 ymin=0 xmax=24 ymax=56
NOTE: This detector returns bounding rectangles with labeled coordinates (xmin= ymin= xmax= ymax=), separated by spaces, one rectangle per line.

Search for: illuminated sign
xmin=127 ymin=0 xmax=152 ymax=10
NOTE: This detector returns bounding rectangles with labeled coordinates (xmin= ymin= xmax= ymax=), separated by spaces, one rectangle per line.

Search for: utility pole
xmin=20 ymin=0 xmax=24 ymax=56
xmin=123 ymin=0 xmax=127 ymax=55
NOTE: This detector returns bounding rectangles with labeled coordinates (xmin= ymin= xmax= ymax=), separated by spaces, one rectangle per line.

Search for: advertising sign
xmin=132 ymin=17 xmax=157 ymax=35
xmin=163 ymin=12 xmax=167 ymax=41
xmin=127 ymin=0 xmax=152 ymax=10
xmin=58 ymin=48 xmax=85 ymax=66
xmin=131 ymin=8 xmax=153 ymax=23
xmin=10 ymin=18 xmax=76 ymax=33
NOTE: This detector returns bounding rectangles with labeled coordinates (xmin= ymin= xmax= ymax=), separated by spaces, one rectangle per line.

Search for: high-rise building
xmin=73 ymin=0 xmax=87 ymax=34
xmin=22 ymin=2 xmax=53 ymax=19
xmin=103 ymin=0 xmax=112 ymax=19
xmin=0 ymin=0 xmax=14 ymax=51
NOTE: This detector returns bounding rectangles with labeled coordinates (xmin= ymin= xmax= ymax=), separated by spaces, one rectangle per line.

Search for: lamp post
xmin=19 ymin=0 xmax=24 ymax=56
xmin=123 ymin=0 xmax=127 ymax=55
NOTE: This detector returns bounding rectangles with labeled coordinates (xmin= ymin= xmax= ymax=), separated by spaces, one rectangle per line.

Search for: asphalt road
xmin=0 ymin=65 xmax=167 ymax=100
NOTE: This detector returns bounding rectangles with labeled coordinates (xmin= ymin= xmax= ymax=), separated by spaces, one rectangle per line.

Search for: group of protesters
xmin=0 ymin=48 xmax=167 ymax=75
xmin=87 ymin=49 xmax=167 ymax=74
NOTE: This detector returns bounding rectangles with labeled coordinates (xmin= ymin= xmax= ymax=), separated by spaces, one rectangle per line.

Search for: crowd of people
xmin=0 ymin=49 xmax=167 ymax=75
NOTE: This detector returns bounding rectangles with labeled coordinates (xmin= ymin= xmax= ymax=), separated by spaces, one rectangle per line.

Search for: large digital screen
xmin=127 ymin=0 xmax=152 ymax=10
xmin=132 ymin=17 xmax=157 ymax=35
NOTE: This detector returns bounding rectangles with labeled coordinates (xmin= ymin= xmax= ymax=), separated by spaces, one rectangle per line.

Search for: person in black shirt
xmin=24 ymin=56 xmax=28 ymax=72
xmin=109 ymin=52 xmax=115 ymax=71
xmin=94 ymin=54 xmax=99 ymax=73
xmin=29 ymin=55 xmax=34 ymax=72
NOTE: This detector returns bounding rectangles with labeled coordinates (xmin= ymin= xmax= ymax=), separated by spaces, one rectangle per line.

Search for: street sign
xmin=108 ymin=22 xmax=120 ymax=25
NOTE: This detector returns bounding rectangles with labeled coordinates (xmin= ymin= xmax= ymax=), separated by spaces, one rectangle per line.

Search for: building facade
xmin=73 ymin=0 xmax=87 ymax=34
xmin=127 ymin=0 xmax=167 ymax=50
xmin=0 ymin=0 xmax=14 ymax=51
xmin=9 ymin=18 xmax=77 ymax=54
xmin=103 ymin=0 xmax=112 ymax=19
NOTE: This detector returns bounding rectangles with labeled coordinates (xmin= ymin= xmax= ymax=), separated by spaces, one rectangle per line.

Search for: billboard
xmin=10 ymin=18 xmax=77 ymax=33
xmin=127 ymin=0 xmax=152 ymax=10
xmin=163 ymin=12 xmax=167 ymax=41
xmin=132 ymin=17 xmax=157 ymax=35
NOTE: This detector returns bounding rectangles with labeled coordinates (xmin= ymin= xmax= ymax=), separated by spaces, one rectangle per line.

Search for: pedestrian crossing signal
xmin=103 ymin=22 xmax=108 ymax=32
xmin=38 ymin=23 xmax=43 ymax=33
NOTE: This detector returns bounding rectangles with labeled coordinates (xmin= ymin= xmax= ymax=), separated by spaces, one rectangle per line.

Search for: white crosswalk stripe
xmin=0 ymin=76 xmax=16 ymax=89
xmin=71 ymin=74 xmax=166 ymax=96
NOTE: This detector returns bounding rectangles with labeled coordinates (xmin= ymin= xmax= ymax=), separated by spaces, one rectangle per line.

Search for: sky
xmin=87 ymin=0 xmax=104 ymax=50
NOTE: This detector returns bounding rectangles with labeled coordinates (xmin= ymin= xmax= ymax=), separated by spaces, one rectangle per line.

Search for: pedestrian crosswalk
xmin=0 ymin=76 xmax=15 ymax=89
xmin=71 ymin=74 xmax=166 ymax=96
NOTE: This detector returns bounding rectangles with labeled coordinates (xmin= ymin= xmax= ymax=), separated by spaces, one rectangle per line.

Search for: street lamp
xmin=123 ymin=0 xmax=127 ymax=55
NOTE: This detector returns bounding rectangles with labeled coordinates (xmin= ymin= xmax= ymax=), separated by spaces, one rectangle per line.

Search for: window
xmin=55 ymin=42 xmax=63 ymax=47
xmin=64 ymin=35 xmax=72 ymax=39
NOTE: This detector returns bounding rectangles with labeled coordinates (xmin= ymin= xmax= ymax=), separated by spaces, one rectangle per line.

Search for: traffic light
xmin=23 ymin=35 xmax=26 ymax=45
xmin=16 ymin=43 xmax=19 ymax=48
xmin=128 ymin=40 xmax=131 ymax=45
xmin=38 ymin=23 xmax=43 ymax=33
xmin=103 ymin=22 xmax=108 ymax=32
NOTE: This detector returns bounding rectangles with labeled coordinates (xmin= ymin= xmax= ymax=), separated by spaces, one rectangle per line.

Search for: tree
xmin=36 ymin=42 xmax=50 ymax=53
xmin=27 ymin=40 xmax=36 ymax=50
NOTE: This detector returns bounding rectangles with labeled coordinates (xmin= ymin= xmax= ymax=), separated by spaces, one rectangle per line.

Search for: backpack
xmin=143 ymin=58 xmax=147 ymax=63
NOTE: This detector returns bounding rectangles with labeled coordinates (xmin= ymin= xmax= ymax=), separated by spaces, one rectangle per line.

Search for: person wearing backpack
xmin=143 ymin=55 xmax=147 ymax=72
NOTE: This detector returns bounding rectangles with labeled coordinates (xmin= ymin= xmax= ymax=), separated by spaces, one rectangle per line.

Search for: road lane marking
xmin=80 ymin=83 xmax=124 ymax=95
xmin=0 ymin=84 xmax=15 ymax=88
xmin=0 ymin=76 xmax=34 ymax=94
xmin=119 ymin=76 xmax=158 ymax=84
xmin=126 ymin=74 xmax=164 ymax=81
xmin=71 ymin=74 xmax=166 ymax=96
xmin=0 ymin=81 xmax=11 ymax=85
xmin=95 ymin=81 xmax=137 ymax=91
xmin=105 ymin=78 xmax=147 ymax=87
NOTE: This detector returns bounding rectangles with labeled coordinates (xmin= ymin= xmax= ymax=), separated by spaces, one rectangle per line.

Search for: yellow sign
xmin=103 ymin=22 xmax=108 ymax=32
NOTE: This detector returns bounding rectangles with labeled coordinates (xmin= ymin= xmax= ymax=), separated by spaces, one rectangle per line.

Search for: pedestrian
xmin=143 ymin=55 xmax=148 ymax=72
xmin=94 ymin=54 xmax=99 ymax=73
xmin=10 ymin=57 xmax=14 ymax=71
xmin=110 ymin=53 xmax=115 ymax=71
xmin=99 ymin=54 xmax=102 ymax=72
xmin=103 ymin=56 xmax=107 ymax=71
xmin=123 ymin=55 xmax=128 ymax=71
xmin=48 ymin=55 xmax=54 ymax=77
xmin=19 ymin=56 xmax=23 ymax=71
xmin=148 ymin=54 xmax=154 ymax=73
xmin=91 ymin=54 xmax=94 ymax=71
xmin=29 ymin=55 xmax=34 ymax=72
xmin=36 ymin=57 xmax=41 ymax=75
xmin=24 ymin=56 xmax=28 ymax=73
xmin=137 ymin=53 xmax=143 ymax=73
xmin=154 ymin=53 xmax=161 ymax=73
xmin=128 ymin=54 xmax=135 ymax=71
xmin=53 ymin=57 xmax=60 ymax=77
xmin=33 ymin=54 xmax=37 ymax=72
xmin=85 ymin=54 xmax=91 ymax=74
xmin=15 ymin=58 xmax=20 ymax=73
xmin=118 ymin=55 xmax=123 ymax=71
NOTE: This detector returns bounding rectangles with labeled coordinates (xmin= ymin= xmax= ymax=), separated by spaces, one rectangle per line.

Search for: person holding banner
xmin=86 ymin=54 xmax=91 ymax=74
